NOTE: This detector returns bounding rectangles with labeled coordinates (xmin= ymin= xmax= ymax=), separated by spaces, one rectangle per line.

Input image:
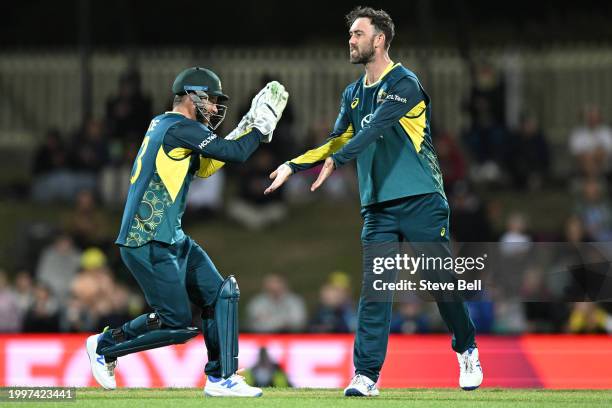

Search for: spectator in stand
xmin=68 ymin=248 xmax=121 ymax=331
xmin=575 ymin=178 xmax=612 ymax=241
xmin=497 ymin=212 xmax=533 ymax=302
xmin=22 ymin=283 xmax=60 ymax=332
xmin=0 ymin=270 xmax=21 ymax=332
xmin=64 ymin=189 xmax=110 ymax=249
xmin=310 ymin=271 xmax=356 ymax=333
xmin=507 ymin=114 xmax=551 ymax=190
xmin=185 ymin=170 xmax=225 ymax=219
xmin=60 ymin=293 xmax=96 ymax=332
xmin=36 ymin=234 xmax=82 ymax=301
xmin=521 ymin=266 xmax=566 ymax=333
xmin=493 ymin=302 xmax=527 ymax=334
xmin=244 ymin=347 xmax=292 ymax=388
xmin=93 ymin=283 xmax=133 ymax=332
xmin=13 ymin=270 xmax=34 ymax=318
xmin=569 ymin=105 xmax=612 ymax=177
xmin=105 ymin=69 xmax=152 ymax=147
xmin=448 ymin=181 xmax=493 ymax=242
xmin=100 ymin=139 xmax=140 ymax=208
xmin=499 ymin=212 xmax=532 ymax=257
xmin=31 ymin=128 xmax=74 ymax=202
xmin=228 ymin=146 xmax=288 ymax=230
xmin=32 ymin=128 xmax=67 ymax=176
xmin=567 ymin=302 xmax=611 ymax=334
xmin=462 ymin=61 xmax=508 ymax=181
xmin=70 ymin=118 xmax=110 ymax=176
xmin=390 ymin=301 xmax=430 ymax=334
xmin=247 ymin=274 xmax=306 ymax=333
xmin=434 ymin=130 xmax=467 ymax=194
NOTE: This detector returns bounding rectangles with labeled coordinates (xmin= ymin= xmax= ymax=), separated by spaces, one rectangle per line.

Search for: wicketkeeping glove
xmin=225 ymin=113 xmax=252 ymax=140
xmin=249 ymin=81 xmax=289 ymax=143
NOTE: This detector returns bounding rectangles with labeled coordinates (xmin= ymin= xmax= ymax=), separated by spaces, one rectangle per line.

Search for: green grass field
xmin=7 ymin=388 xmax=612 ymax=407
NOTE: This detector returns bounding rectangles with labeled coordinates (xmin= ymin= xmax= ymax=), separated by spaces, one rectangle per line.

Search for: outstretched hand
xmin=264 ymin=163 xmax=293 ymax=195
xmin=311 ymin=157 xmax=336 ymax=192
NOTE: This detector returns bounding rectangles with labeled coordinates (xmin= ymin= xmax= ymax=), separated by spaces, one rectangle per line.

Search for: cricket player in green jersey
xmin=86 ymin=67 xmax=288 ymax=397
xmin=265 ymin=7 xmax=483 ymax=395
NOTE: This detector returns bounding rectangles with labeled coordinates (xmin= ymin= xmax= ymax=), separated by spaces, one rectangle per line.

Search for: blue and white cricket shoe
xmin=457 ymin=346 xmax=483 ymax=390
xmin=343 ymin=374 xmax=380 ymax=397
xmin=86 ymin=333 xmax=117 ymax=390
xmin=204 ymin=374 xmax=263 ymax=397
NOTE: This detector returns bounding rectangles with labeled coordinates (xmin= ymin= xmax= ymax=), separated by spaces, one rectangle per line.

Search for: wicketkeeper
xmin=86 ymin=67 xmax=288 ymax=397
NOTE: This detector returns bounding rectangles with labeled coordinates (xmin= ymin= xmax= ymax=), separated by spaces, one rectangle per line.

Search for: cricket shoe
xmin=457 ymin=346 xmax=483 ymax=390
xmin=204 ymin=374 xmax=263 ymax=397
xmin=86 ymin=333 xmax=117 ymax=390
xmin=344 ymin=374 xmax=380 ymax=397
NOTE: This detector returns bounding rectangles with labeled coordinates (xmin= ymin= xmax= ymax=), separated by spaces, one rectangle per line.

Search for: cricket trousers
xmin=112 ymin=235 xmax=225 ymax=377
xmin=354 ymin=193 xmax=476 ymax=382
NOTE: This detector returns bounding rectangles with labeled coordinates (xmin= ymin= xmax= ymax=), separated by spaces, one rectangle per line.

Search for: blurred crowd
xmin=2 ymin=62 xmax=612 ymax=335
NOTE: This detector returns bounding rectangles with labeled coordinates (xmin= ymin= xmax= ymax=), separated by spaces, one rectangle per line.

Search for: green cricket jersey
xmin=288 ymin=62 xmax=445 ymax=206
xmin=116 ymin=112 xmax=264 ymax=247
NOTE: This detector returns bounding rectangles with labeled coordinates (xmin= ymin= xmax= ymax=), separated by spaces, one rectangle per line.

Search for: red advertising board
xmin=1 ymin=334 xmax=611 ymax=388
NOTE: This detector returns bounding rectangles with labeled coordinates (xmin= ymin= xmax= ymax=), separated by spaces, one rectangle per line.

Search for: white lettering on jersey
xmin=385 ymin=94 xmax=407 ymax=103
xmin=147 ymin=119 xmax=160 ymax=132
xmin=198 ymin=134 xmax=218 ymax=150
xmin=361 ymin=113 xmax=373 ymax=128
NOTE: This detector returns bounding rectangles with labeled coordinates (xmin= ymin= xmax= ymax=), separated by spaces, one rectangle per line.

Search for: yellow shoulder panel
xmin=291 ymin=124 xmax=354 ymax=165
xmin=399 ymin=101 xmax=427 ymax=153
xmin=155 ymin=147 xmax=192 ymax=202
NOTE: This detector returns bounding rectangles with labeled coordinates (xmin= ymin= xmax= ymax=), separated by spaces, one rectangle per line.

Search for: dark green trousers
xmin=354 ymin=193 xmax=476 ymax=382
xmin=116 ymin=235 xmax=224 ymax=376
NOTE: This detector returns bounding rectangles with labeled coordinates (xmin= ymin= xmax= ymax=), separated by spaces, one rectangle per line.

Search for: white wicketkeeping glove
xmin=225 ymin=113 xmax=252 ymax=140
xmin=250 ymin=81 xmax=289 ymax=143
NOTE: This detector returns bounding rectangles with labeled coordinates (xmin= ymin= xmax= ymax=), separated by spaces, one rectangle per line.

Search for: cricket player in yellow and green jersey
xmin=86 ymin=66 xmax=288 ymax=397
xmin=265 ymin=7 xmax=483 ymax=395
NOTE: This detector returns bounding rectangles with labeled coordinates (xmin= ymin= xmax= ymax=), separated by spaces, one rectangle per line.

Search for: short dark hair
xmin=173 ymin=94 xmax=187 ymax=108
xmin=346 ymin=6 xmax=395 ymax=50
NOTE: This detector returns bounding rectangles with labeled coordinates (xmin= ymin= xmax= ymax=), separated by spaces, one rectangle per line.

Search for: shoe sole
xmin=204 ymin=391 xmax=263 ymax=397
xmin=85 ymin=335 xmax=116 ymax=390
xmin=344 ymin=388 xmax=367 ymax=397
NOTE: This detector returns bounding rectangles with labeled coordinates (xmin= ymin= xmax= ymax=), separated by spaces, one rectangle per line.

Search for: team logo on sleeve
xmin=351 ymin=97 xmax=359 ymax=109
xmin=376 ymin=89 xmax=388 ymax=104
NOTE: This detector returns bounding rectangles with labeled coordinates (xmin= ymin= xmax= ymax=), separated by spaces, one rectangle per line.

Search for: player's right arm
xmin=288 ymin=87 xmax=354 ymax=172
xmin=264 ymin=86 xmax=354 ymax=194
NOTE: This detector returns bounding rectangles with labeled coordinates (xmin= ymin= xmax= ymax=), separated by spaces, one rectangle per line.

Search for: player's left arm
xmin=332 ymin=76 xmax=424 ymax=167
xmin=198 ymin=81 xmax=289 ymax=178
xmin=195 ymin=128 xmax=255 ymax=178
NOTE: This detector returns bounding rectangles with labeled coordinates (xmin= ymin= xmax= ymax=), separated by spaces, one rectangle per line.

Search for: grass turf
xmin=9 ymin=388 xmax=612 ymax=407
